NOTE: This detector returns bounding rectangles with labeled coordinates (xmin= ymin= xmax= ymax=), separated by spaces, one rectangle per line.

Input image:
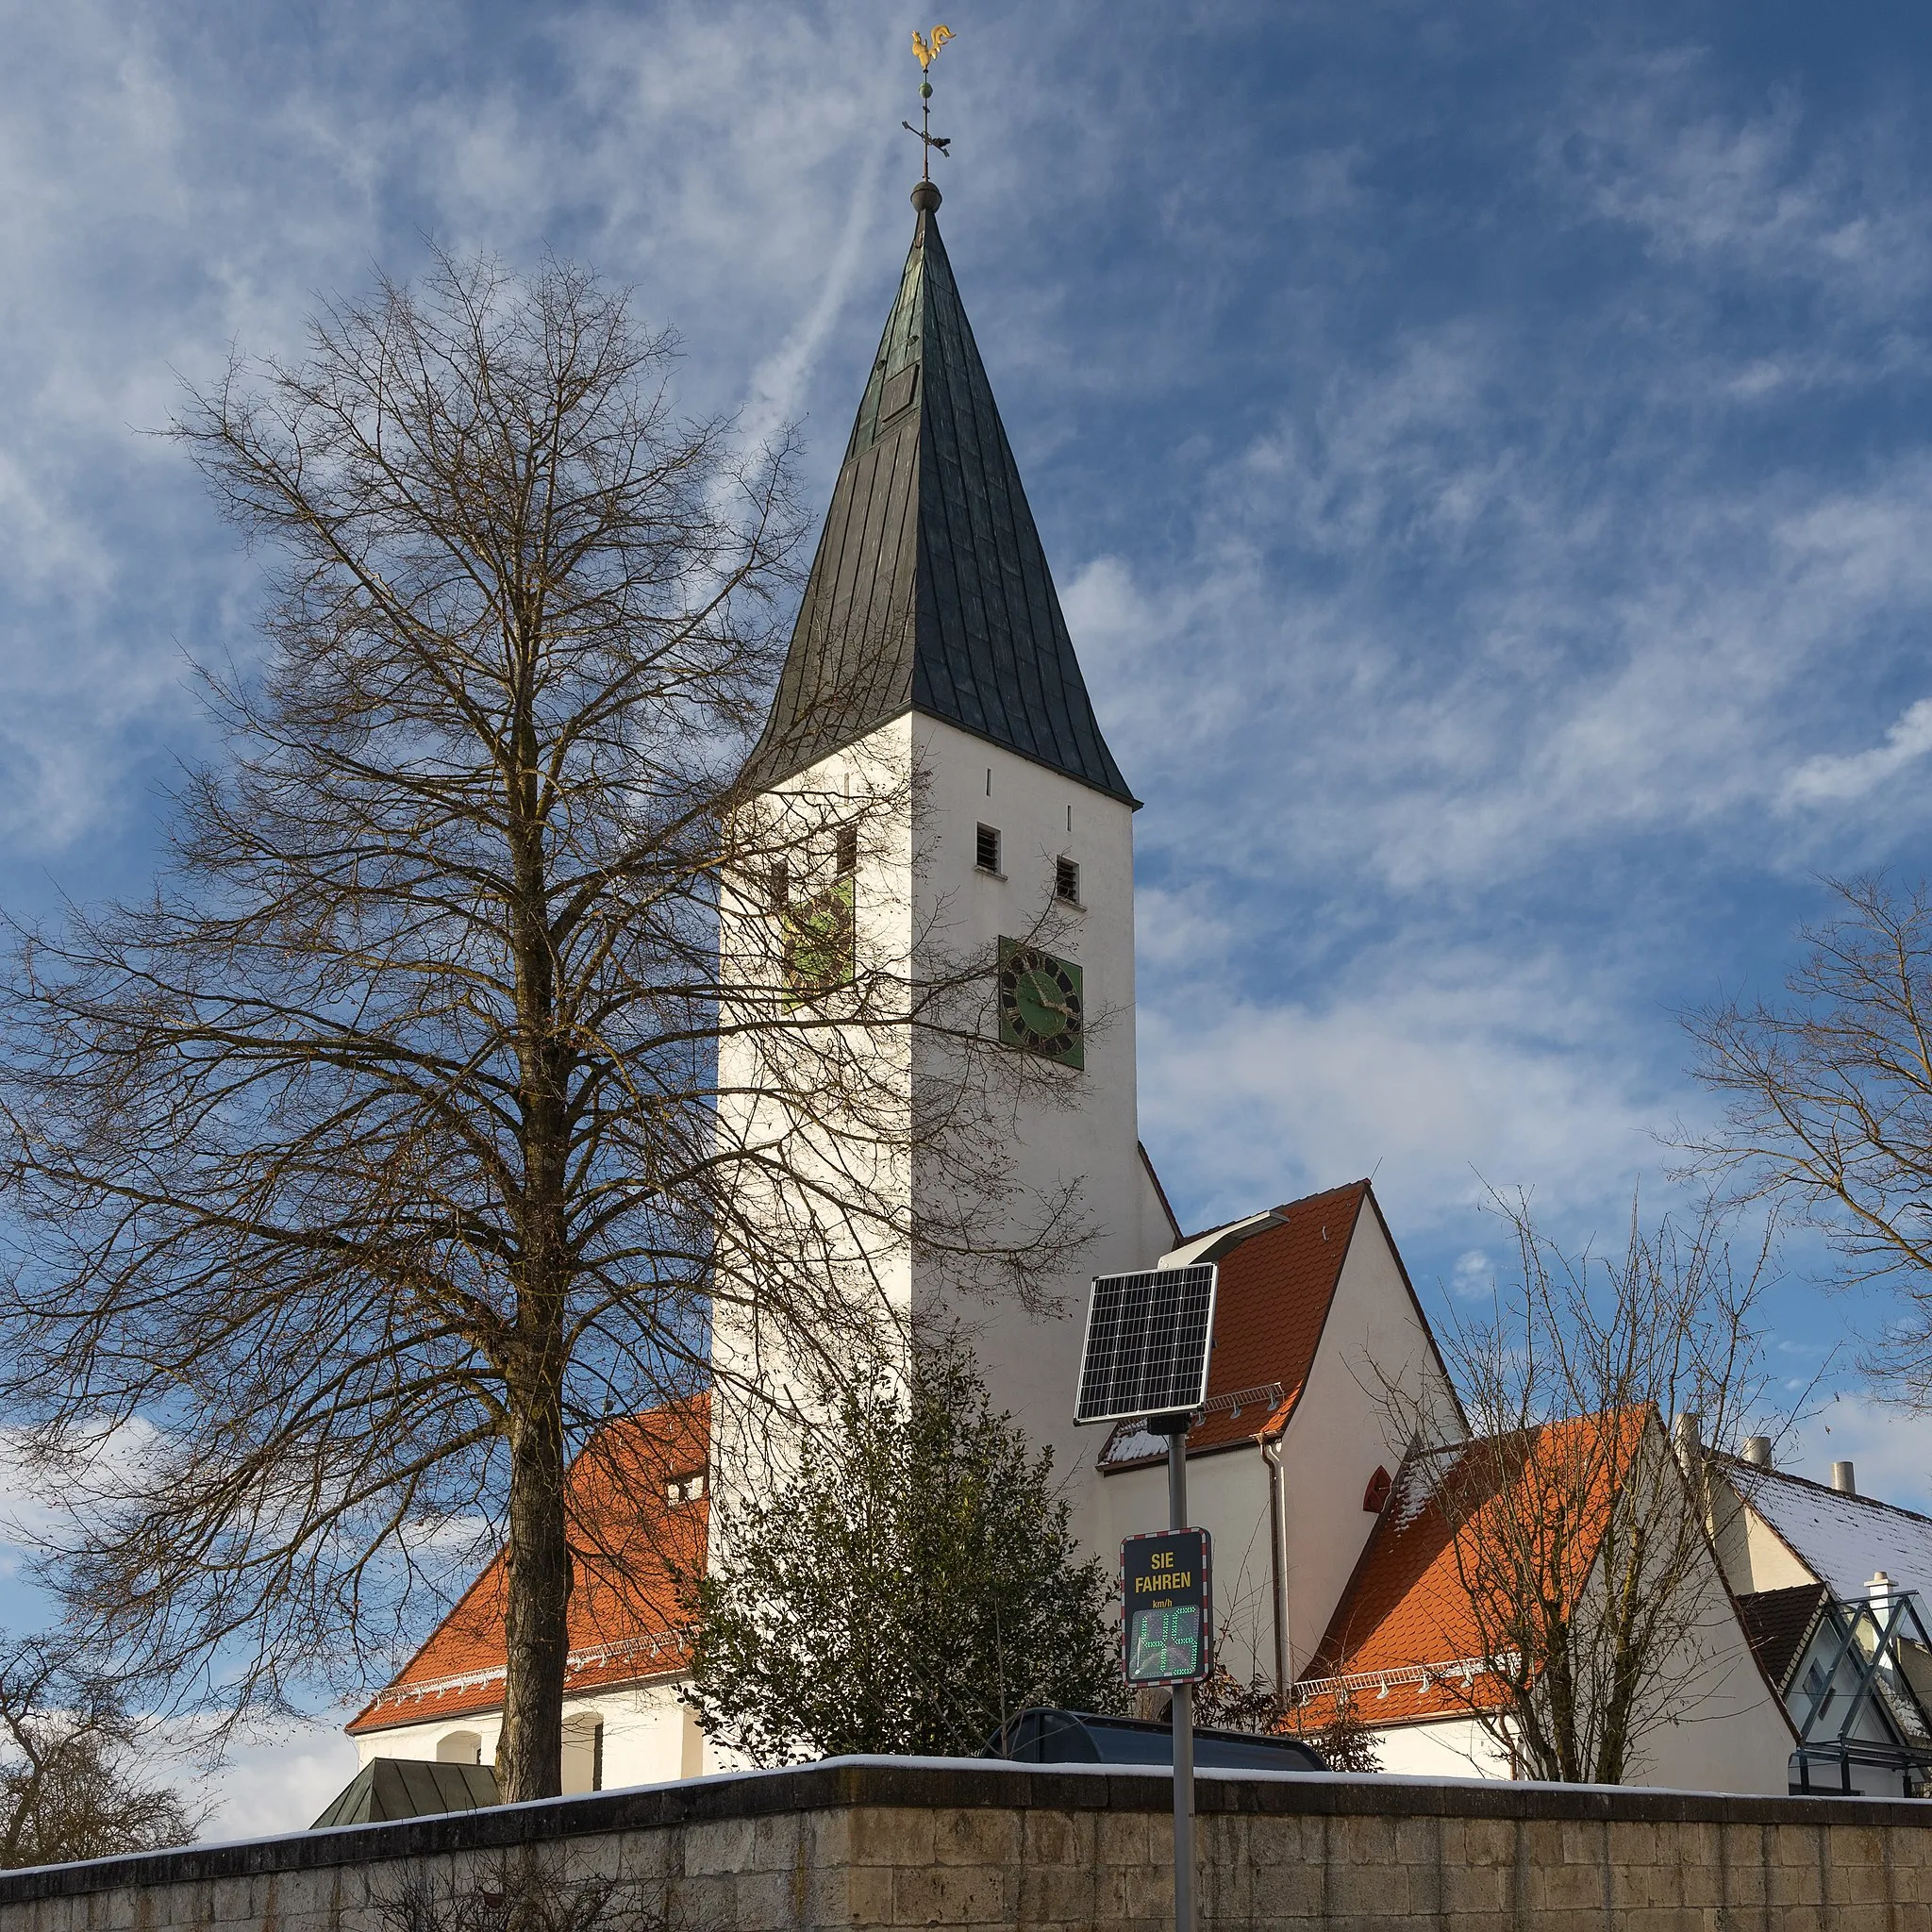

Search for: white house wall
xmin=1276 ymin=1207 xmax=1462 ymax=1676
xmin=1373 ymin=1718 xmax=1511 ymax=1780
xmin=356 ymin=1680 xmax=701 ymax=1793
xmin=1097 ymin=1442 xmax=1283 ymax=1690
xmin=1709 ymin=1478 xmax=1818 ymax=1597
xmin=1575 ymin=1464 xmax=1794 ymax=1796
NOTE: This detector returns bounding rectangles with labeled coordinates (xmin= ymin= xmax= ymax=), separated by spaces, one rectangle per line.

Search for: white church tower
xmin=710 ymin=178 xmax=1175 ymax=1531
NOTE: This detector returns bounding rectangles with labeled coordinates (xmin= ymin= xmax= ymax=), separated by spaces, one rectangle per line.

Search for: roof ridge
xmin=1715 ymin=1450 xmax=1932 ymax=1527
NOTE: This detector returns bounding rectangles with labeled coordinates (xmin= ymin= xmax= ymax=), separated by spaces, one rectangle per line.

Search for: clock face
xmin=997 ymin=940 xmax=1084 ymax=1069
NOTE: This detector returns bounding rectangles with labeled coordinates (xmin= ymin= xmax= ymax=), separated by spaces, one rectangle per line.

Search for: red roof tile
xmin=348 ymin=1393 xmax=709 ymax=1736
xmin=1101 ymin=1182 xmax=1370 ymax=1468
xmin=1291 ymin=1407 xmax=1650 ymax=1729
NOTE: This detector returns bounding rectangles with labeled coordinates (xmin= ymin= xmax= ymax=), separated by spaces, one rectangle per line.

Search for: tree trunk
xmin=495 ymin=1385 xmax=571 ymax=1802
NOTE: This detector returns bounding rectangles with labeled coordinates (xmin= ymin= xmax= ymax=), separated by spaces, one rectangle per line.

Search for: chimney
xmin=1831 ymin=1460 xmax=1857 ymax=1495
xmin=1671 ymin=1410 xmax=1702 ymax=1475
xmin=1741 ymin=1436 xmax=1773 ymax=1469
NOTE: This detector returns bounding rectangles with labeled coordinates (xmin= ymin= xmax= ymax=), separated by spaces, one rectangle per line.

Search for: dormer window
xmin=975 ymin=824 xmax=1002 ymax=874
xmin=666 ymin=1469 xmax=708 ymax=1506
xmin=1055 ymin=857 xmax=1080 ymax=904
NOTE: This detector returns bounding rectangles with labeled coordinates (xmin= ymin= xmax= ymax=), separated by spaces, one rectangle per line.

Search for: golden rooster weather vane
xmin=904 ymin=25 xmax=955 ymax=182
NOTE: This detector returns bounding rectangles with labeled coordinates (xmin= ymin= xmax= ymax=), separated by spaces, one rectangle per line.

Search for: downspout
xmin=1259 ymin=1431 xmax=1291 ymax=1699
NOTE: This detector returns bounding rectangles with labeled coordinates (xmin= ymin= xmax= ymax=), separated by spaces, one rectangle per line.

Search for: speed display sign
xmin=1122 ymin=1527 xmax=1212 ymax=1686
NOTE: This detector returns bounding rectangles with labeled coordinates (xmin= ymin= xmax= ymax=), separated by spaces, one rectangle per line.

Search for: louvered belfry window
xmin=878 ymin=362 xmax=919 ymax=422
xmin=1055 ymin=858 xmax=1080 ymax=903
xmin=975 ymin=824 xmax=1001 ymax=874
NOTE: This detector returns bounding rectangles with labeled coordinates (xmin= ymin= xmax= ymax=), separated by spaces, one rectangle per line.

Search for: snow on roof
xmin=1724 ymin=1457 xmax=1932 ymax=1604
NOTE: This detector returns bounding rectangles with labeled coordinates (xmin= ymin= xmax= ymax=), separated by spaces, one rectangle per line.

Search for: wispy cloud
xmin=1784 ymin=697 xmax=1932 ymax=808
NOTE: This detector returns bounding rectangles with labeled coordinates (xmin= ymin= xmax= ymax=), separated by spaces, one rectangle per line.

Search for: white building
xmin=1288 ymin=1408 xmax=1799 ymax=1795
xmin=1091 ymin=1181 xmax=1463 ymax=1691
xmin=342 ymin=172 xmax=1922 ymax=1809
xmin=1709 ymin=1447 xmax=1932 ymax=1795
xmin=344 ymin=1396 xmax=709 ymax=1793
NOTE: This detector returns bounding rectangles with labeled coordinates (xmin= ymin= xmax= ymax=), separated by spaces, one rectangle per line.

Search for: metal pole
xmin=1166 ymin=1425 xmax=1195 ymax=1932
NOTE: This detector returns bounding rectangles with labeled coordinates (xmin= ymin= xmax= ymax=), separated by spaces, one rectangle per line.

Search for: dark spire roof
xmin=747 ymin=182 xmax=1136 ymax=805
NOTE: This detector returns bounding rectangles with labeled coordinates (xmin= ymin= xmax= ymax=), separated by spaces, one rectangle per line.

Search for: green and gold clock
xmin=997 ymin=939 xmax=1084 ymax=1069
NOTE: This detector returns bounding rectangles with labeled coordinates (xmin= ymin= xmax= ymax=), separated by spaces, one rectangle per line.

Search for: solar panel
xmin=1074 ymin=1263 xmax=1219 ymax=1425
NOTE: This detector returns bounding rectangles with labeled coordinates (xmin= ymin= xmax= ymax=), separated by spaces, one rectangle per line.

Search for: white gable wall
xmin=1365 ymin=1532 xmax=1794 ymax=1796
xmin=1276 ymin=1205 xmax=1463 ymax=1677
xmin=1709 ymin=1472 xmax=1824 ymax=1597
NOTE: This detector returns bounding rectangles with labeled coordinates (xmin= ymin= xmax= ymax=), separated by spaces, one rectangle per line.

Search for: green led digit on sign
xmin=1129 ymin=1605 xmax=1201 ymax=1682
xmin=1120 ymin=1528 xmax=1212 ymax=1687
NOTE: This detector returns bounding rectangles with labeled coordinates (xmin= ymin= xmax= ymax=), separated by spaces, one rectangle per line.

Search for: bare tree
xmin=0 ymin=254 xmax=1084 ymax=1801
xmin=368 ymin=1848 xmax=666 ymax=1932
xmin=0 ymin=1637 xmax=203 ymax=1868
xmin=1374 ymin=1191 xmax=1778 ymax=1784
xmin=1683 ymin=873 xmax=1932 ymax=1407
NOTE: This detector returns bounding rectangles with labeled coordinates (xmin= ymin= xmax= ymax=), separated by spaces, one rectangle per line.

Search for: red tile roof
xmin=1290 ymin=1407 xmax=1650 ymax=1729
xmin=1100 ymin=1182 xmax=1372 ymax=1468
xmin=348 ymin=1393 xmax=709 ymax=1736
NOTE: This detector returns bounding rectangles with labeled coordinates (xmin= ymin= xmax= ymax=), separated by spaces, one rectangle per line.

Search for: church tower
xmin=710 ymin=179 xmax=1174 ymax=1537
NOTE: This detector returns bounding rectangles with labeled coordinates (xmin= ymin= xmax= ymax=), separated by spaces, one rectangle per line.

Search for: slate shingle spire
xmin=747 ymin=182 xmax=1136 ymax=805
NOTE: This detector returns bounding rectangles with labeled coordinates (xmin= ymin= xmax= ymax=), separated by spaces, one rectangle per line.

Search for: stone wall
xmin=1 ymin=1757 xmax=1928 ymax=1931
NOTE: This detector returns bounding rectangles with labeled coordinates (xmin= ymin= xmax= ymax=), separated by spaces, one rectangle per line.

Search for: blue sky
xmin=4 ymin=0 xmax=1932 ymax=1828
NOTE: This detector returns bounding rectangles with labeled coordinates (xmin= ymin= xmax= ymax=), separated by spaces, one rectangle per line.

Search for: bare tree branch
xmin=1364 ymin=1189 xmax=1783 ymax=1783
xmin=1680 ymin=873 xmax=1932 ymax=1406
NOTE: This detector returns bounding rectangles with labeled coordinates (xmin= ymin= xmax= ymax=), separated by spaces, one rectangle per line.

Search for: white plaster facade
xmin=708 ymin=710 xmax=1173 ymax=1554
xmin=353 ymin=1681 xmax=702 ymax=1794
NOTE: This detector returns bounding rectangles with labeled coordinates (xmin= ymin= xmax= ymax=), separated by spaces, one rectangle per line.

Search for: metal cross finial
xmin=904 ymin=25 xmax=955 ymax=182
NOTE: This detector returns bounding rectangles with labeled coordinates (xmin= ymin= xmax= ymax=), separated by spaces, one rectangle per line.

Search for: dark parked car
xmin=984 ymin=1707 xmax=1329 ymax=1773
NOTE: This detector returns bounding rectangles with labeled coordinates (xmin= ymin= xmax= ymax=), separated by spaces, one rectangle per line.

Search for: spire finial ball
xmin=921 ymin=80 xmax=932 ymax=98
xmin=911 ymin=179 xmax=942 ymax=215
